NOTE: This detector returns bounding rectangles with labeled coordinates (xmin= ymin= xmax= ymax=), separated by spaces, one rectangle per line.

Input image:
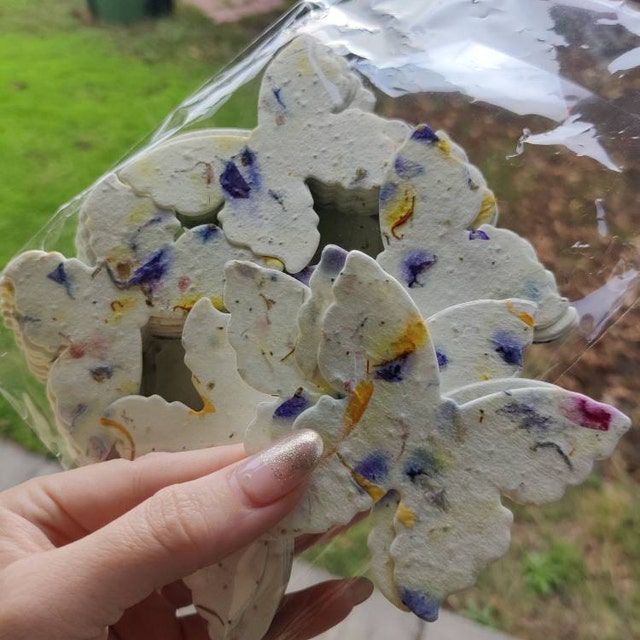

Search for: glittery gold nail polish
xmin=235 ymin=430 xmax=323 ymax=505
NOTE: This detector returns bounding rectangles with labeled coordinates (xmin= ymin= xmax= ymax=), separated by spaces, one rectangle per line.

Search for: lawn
xmin=1 ymin=2 xmax=638 ymax=639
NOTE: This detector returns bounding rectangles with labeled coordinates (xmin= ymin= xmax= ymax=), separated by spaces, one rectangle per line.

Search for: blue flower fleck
xmin=354 ymin=451 xmax=389 ymax=483
xmin=220 ymin=161 xmax=251 ymax=199
xmin=273 ymin=391 xmax=308 ymax=420
xmin=272 ymin=87 xmax=286 ymax=110
xmin=524 ymin=281 xmax=542 ymax=302
xmin=127 ymin=247 xmax=171 ymax=287
xmin=404 ymin=449 xmax=442 ymax=482
xmin=90 ymin=365 xmax=114 ymax=382
xmin=240 ymin=147 xmax=262 ymax=189
xmin=497 ymin=402 xmax=553 ymax=432
xmin=319 ymin=245 xmax=348 ymax=277
xmin=491 ymin=330 xmax=524 ymax=366
xmin=375 ymin=354 xmax=408 ymax=382
xmin=468 ymin=229 xmax=490 ymax=240
xmin=400 ymin=250 xmax=437 ymax=288
xmin=394 ymin=156 xmax=425 ymax=180
xmin=411 ymin=125 xmax=439 ymax=145
xmin=401 ymin=588 xmax=440 ymax=622
xmin=291 ymin=267 xmax=315 ymax=286
xmin=47 ymin=263 xmax=74 ymax=298
xmin=379 ymin=182 xmax=397 ymax=204
xmin=194 ymin=224 xmax=219 ymax=243
xmin=240 ymin=147 xmax=257 ymax=167
xmin=436 ymin=350 xmax=448 ymax=369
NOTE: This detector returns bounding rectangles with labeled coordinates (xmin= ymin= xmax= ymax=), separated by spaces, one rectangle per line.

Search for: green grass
xmin=522 ymin=542 xmax=586 ymax=596
xmin=462 ymin=600 xmax=500 ymax=630
xmin=0 ymin=0 xmax=285 ymax=452
xmin=303 ymin=518 xmax=372 ymax=578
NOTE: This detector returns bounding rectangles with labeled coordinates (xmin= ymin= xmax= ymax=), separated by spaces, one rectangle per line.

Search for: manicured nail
xmin=348 ymin=577 xmax=374 ymax=605
xmin=235 ymin=430 xmax=323 ymax=506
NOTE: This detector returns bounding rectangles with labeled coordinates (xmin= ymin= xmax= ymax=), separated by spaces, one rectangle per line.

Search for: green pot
xmin=89 ymin=0 xmax=148 ymax=24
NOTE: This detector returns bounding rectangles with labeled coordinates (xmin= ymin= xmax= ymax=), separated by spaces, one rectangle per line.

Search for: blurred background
xmin=0 ymin=2 xmax=638 ymax=639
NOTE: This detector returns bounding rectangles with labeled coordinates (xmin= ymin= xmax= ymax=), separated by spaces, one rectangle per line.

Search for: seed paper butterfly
xmin=224 ymin=248 xmax=630 ymax=621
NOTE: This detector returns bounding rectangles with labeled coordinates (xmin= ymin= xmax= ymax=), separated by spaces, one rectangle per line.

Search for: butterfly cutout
xmin=80 ymin=163 xmax=281 ymax=336
xmin=101 ymin=296 xmax=289 ymax=640
xmin=225 ymin=248 xmax=630 ymax=621
xmin=376 ymin=126 xmax=577 ymax=342
xmin=0 ymin=251 xmax=150 ymax=463
xmin=217 ymin=36 xmax=410 ymax=273
xmin=100 ymin=297 xmax=271 ymax=459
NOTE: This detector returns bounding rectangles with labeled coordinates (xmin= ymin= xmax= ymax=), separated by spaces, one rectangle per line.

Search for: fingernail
xmin=348 ymin=578 xmax=374 ymax=605
xmin=235 ymin=430 xmax=323 ymax=506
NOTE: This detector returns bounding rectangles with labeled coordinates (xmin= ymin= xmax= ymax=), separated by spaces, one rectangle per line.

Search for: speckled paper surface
xmin=228 ymin=250 xmax=630 ymax=620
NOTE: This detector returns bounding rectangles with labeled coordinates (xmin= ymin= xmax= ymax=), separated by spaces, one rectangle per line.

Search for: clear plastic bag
xmin=1 ymin=0 xmax=638 ymax=637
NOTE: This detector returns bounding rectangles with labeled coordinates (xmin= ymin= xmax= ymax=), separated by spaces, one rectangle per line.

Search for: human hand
xmin=0 ymin=430 xmax=373 ymax=640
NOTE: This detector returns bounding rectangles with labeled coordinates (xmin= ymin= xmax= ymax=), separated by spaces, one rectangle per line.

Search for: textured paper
xmin=185 ymin=539 xmax=293 ymax=640
xmin=427 ymin=298 xmax=537 ymax=392
xmin=376 ymin=126 xmax=577 ymax=341
xmin=218 ymin=36 xmax=410 ymax=273
xmin=229 ymin=250 xmax=630 ymax=621
xmin=0 ymin=251 xmax=149 ymax=463
xmin=118 ymin=129 xmax=250 ymax=218
xmin=77 ymin=172 xmax=180 ymax=273
xmin=101 ymin=297 xmax=270 ymax=458
xmin=224 ymin=261 xmax=310 ymax=396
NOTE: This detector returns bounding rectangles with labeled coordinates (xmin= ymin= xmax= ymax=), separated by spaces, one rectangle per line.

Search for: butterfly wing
xmin=149 ymin=225 xmax=275 ymax=331
xmin=377 ymin=125 xmax=576 ymax=341
xmin=220 ymin=37 xmax=408 ymax=273
xmin=385 ymin=386 xmax=630 ymax=620
xmin=185 ymin=539 xmax=293 ymax=640
xmin=117 ymin=129 xmax=249 ymax=217
xmin=295 ymin=245 xmax=348 ymax=389
xmin=1 ymin=251 xmax=149 ymax=463
xmin=368 ymin=491 xmax=405 ymax=610
xmin=379 ymin=125 xmax=497 ymax=241
xmin=378 ymin=225 xmax=577 ymax=342
xmin=456 ymin=387 xmax=631 ymax=503
xmin=101 ymin=298 xmax=271 ymax=459
xmin=77 ymin=173 xmax=180 ymax=271
xmin=276 ymin=251 xmax=443 ymax=534
xmin=427 ymin=298 xmax=537 ymax=393
xmin=224 ymin=261 xmax=309 ymax=396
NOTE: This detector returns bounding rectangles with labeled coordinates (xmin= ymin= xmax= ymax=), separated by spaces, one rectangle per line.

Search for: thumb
xmin=9 ymin=430 xmax=323 ymax=637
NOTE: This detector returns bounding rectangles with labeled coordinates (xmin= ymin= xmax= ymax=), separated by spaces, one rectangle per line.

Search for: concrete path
xmin=0 ymin=439 xmax=519 ymax=639
xmin=289 ymin=562 xmax=517 ymax=640
xmin=0 ymin=439 xmax=62 ymax=490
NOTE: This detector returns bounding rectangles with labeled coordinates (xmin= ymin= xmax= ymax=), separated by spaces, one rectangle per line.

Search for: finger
xmin=264 ymin=578 xmax=374 ymax=640
xmin=0 ymin=445 xmax=245 ymax=544
xmin=4 ymin=431 xmax=323 ymax=637
xmin=161 ymin=580 xmax=193 ymax=609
